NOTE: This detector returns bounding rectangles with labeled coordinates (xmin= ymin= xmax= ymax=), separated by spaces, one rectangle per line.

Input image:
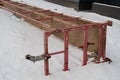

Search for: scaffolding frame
xmin=43 ymin=21 xmax=112 ymax=75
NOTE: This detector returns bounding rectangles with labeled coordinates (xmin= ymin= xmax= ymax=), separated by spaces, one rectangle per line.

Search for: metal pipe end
xmin=25 ymin=54 xmax=31 ymax=60
xmin=25 ymin=54 xmax=36 ymax=63
xmin=107 ymin=20 xmax=112 ymax=26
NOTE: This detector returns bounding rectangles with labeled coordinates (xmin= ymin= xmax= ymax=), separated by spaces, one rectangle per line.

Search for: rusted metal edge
xmin=1 ymin=6 xmax=53 ymax=31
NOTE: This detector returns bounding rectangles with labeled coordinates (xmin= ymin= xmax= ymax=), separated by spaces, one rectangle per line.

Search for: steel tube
xmin=50 ymin=51 xmax=64 ymax=55
xmin=98 ymin=26 xmax=104 ymax=62
xmin=63 ymin=31 xmax=69 ymax=71
xmin=82 ymin=28 xmax=89 ymax=66
xmin=44 ymin=32 xmax=50 ymax=76
xmin=102 ymin=26 xmax=107 ymax=60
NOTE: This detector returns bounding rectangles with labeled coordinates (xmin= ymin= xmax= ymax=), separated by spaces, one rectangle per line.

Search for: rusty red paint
xmin=0 ymin=0 xmax=112 ymax=76
xmin=36 ymin=9 xmax=50 ymax=12
xmin=44 ymin=32 xmax=51 ymax=76
xmin=82 ymin=28 xmax=89 ymax=66
xmin=97 ymin=26 xmax=104 ymax=62
xmin=48 ymin=13 xmax=63 ymax=16
xmin=102 ymin=26 xmax=107 ymax=60
xmin=63 ymin=31 xmax=69 ymax=71
xmin=63 ymin=17 xmax=78 ymax=21
xmin=50 ymin=51 xmax=64 ymax=55
xmin=36 ymin=17 xmax=52 ymax=21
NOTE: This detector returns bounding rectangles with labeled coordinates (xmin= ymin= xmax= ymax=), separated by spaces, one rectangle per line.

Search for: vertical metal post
xmin=44 ymin=32 xmax=50 ymax=76
xmin=98 ymin=26 xmax=104 ymax=62
xmin=63 ymin=31 xmax=69 ymax=71
xmin=82 ymin=28 xmax=89 ymax=66
xmin=102 ymin=26 xmax=107 ymax=60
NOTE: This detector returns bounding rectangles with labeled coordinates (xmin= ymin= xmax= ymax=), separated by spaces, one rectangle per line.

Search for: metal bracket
xmin=25 ymin=54 xmax=51 ymax=63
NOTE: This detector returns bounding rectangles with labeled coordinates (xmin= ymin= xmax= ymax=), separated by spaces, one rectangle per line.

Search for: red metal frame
xmin=0 ymin=0 xmax=112 ymax=76
xmin=43 ymin=21 xmax=112 ymax=76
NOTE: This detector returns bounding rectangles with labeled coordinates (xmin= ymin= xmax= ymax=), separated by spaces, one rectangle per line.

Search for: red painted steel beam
xmin=2 ymin=0 xmax=112 ymax=28
xmin=36 ymin=9 xmax=50 ymax=12
xmin=22 ymin=11 xmax=33 ymax=14
xmin=82 ymin=28 xmax=89 ymax=66
xmin=36 ymin=17 xmax=52 ymax=21
xmin=44 ymin=32 xmax=51 ymax=76
xmin=102 ymin=26 xmax=107 ymax=60
xmin=48 ymin=13 xmax=63 ymax=16
xmin=63 ymin=17 xmax=79 ymax=21
xmin=97 ymin=26 xmax=104 ymax=62
xmin=79 ymin=42 xmax=95 ymax=49
xmin=1 ymin=6 xmax=52 ymax=31
xmin=63 ymin=31 xmax=69 ymax=71
xmin=1 ymin=0 xmax=48 ymax=18
xmin=49 ymin=21 xmax=112 ymax=34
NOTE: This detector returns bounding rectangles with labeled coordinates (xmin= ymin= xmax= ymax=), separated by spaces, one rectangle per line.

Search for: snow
xmin=0 ymin=0 xmax=120 ymax=80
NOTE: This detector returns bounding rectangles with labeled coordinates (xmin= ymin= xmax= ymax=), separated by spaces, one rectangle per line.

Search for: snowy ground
xmin=0 ymin=0 xmax=120 ymax=80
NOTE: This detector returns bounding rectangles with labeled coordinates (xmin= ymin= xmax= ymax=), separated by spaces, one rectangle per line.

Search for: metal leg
xmin=98 ymin=26 xmax=104 ymax=62
xmin=44 ymin=32 xmax=51 ymax=76
xmin=63 ymin=31 xmax=69 ymax=71
xmin=102 ymin=26 xmax=107 ymax=60
xmin=82 ymin=28 xmax=89 ymax=66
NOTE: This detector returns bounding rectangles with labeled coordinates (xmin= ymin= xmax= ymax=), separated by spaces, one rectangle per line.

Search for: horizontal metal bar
xmin=1 ymin=0 xmax=81 ymax=27
xmin=49 ymin=21 xmax=112 ymax=33
xmin=48 ymin=13 xmax=63 ymax=16
xmin=36 ymin=17 xmax=52 ymax=21
xmin=63 ymin=17 xmax=79 ymax=21
xmin=22 ymin=11 xmax=33 ymax=14
xmin=1 ymin=0 xmax=112 ymax=33
xmin=1 ymin=6 xmax=52 ymax=31
xmin=50 ymin=51 xmax=64 ymax=55
xmin=36 ymin=9 xmax=50 ymax=12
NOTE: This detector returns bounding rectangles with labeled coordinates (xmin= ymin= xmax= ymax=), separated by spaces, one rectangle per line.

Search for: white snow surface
xmin=0 ymin=0 xmax=120 ymax=80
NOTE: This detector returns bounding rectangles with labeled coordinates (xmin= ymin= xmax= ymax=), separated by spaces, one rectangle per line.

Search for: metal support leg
xmin=63 ymin=31 xmax=69 ymax=71
xmin=98 ymin=26 xmax=104 ymax=62
xmin=44 ymin=32 xmax=51 ymax=76
xmin=82 ymin=28 xmax=89 ymax=66
xmin=102 ymin=26 xmax=107 ymax=60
